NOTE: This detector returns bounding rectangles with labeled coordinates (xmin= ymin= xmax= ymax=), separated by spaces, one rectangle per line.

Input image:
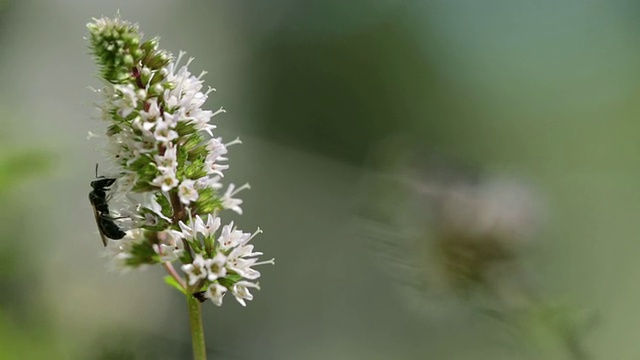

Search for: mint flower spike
xmin=87 ymin=15 xmax=273 ymax=311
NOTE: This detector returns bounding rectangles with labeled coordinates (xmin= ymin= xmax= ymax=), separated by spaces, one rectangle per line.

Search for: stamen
xmin=230 ymin=183 xmax=251 ymax=196
xmin=212 ymin=107 xmax=226 ymax=117
xmin=225 ymin=137 xmax=242 ymax=147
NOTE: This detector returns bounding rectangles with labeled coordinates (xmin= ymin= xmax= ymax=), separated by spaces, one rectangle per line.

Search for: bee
xmin=89 ymin=165 xmax=126 ymax=246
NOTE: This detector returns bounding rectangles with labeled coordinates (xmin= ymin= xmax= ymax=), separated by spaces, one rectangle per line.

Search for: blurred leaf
xmin=510 ymin=302 xmax=596 ymax=359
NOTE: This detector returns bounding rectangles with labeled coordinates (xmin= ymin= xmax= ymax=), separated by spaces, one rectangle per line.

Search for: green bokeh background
xmin=1 ymin=1 xmax=640 ymax=359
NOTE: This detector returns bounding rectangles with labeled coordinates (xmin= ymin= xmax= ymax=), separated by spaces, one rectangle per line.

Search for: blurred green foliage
xmin=255 ymin=16 xmax=432 ymax=165
xmin=0 ymin=311 xmax=63 ymax=360
xmin=0 ymin=150 xmax=51 ymax=195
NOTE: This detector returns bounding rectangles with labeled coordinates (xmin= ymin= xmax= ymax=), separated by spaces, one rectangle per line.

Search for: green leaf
xmin=155 ymin=193 xmax=173 ymax=218
xmin=164 ymin=275 xmax=186 ymax=295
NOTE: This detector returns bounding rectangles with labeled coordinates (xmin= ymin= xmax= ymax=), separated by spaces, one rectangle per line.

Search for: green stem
xmin=186 ymin=293 xmax=207 ymax=360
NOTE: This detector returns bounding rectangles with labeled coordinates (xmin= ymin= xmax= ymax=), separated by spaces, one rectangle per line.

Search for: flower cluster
xmin=177 ymin=215 xmax=274 ymax=306
xmin=87 ymin=16 xmax=272 ymax=306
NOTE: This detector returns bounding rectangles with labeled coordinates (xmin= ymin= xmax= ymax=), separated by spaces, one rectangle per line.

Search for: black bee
xmin=89 ymin=165 xmax=126 ymax=246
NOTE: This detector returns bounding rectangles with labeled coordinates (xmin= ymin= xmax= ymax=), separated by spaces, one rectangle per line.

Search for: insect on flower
xmin=89 ymin=164 xmax=126 ymax=246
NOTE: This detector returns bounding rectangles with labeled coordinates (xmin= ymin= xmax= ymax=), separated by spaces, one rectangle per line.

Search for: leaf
xmin=164 ymin=275 xmax=186 ymax=295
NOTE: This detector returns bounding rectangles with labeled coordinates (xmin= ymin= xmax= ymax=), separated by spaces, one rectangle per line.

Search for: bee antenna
xmin=95 ymin=163 xmax=99 ymax=178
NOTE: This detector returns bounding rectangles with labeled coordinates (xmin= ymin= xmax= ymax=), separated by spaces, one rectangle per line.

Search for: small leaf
xmin=164 ymin=275 xmax=186 ymax=295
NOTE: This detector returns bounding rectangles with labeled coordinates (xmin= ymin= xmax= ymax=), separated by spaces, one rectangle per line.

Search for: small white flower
xmin=102 ymin=229 xmax=145 ymax=273
xmin=206 ymin=162 xmax=229 ymax=177
xmin=190 ymin=108 xmax=217 ymax=136
xmin=153 ymin=120 xmax=179 ymax=143
xmin=206 ymin=253 xmax=227 ymax=281
xmin=182 ymin=254 xmax=208 ymax=286
xmin=196 ymin=214 xmax=221 ymax=237
xmin=221 ymin=183 xmax=250 ymax=215
xmin=195 ymin=175 xmax=223 ymax=191
xmin=153 ymin=243 xmax=181 ymax=262
xmin=227 ymin=258 xmax=261 ymax=280
xmin=113 ymin=84 xmax=139 ymax=118
xmin=204 ymin=283 xmax=227 ymax=306
xmin=177 ymin=215 xmax=221 ymax=242
xmin=225 ymin=228 xmax=270 ymax=280
xmin=231 ymin=281 xmax=260 ymax=307
xmin=227 ymin=253 xmax=272 ymax=281
xmin=139 ymin=98 xmax=162 ymax=128
xmin=151 ymin=171 xmax=179 ymax=191
xmin=112 ymin=172 xmax=137 ymax=200
xmin=217 ymin=222 xmax=249 ymax=251
xmin=152 ymin=230 xmax=184 ymax=262
xmin=154 ymin=143 xmax=178 ymax=173
xmin=178 ymin=179 xmax=199 ymax=204
xmin=205 ymin=138 xmax=228 ymax=163
xmin=162 ymin=111 xmax=179 ymax=128
xmin=177 ymin=218 xmax=198 ymax=242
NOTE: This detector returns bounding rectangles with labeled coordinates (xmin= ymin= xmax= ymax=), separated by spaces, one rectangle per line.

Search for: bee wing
xmin=90 ymin=204 xmax=109 ymax=247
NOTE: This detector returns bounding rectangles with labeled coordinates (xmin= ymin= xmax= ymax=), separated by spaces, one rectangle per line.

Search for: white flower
xmin=102 ymin=229 xmax=146 ymax=273
xmin=112 ymin=84 xmax=139 ymax=118
xmin=203 ymin=137 xmax=241 ymax=177
xmin=204 ymin=283 xmax=227 ymax=306
xmin=139 ymin=98 xmax=162 ymax=129
xmin=226 ymin=251 xmax=272 ymax=281
xmin=206 ymin=253 xmax=227 ymax=281
xmin=112 ymin=172 xmax=137 ymax=200
xmin=193 ymin=110 xmax=217 ymax=136
xmin=221 ymin=183 xmax=250 ymax=215
xmin=142 ymin=193 xmax=172 ymax=222
xmin=177 ymin=218 xmax=198 ymax=242
xmin=154 ymin=143 xmax=178 ymax=173
xmin=152 ymin=230 xmax=184 ymax=262
xmin=151 ymin=171 xmax=179 ymax=191
xmin=226 ymin=257 xmax=261 ymax=280
xmin=205 ymin=161 xmax=229 ymax=177
xmin=231 ymin=281 xmax=260 ymax=307
xmin=178 ymin=179 xmax=199 ymax=204
xmin=177 ymin=214 xmax=220 ymax=241
xmin=195 ymin=175 xmax=223 ymax=191
xmin=162 ymin=111 xmax=179 ymax=128
xmin=182 ymin=254 xmax=208 ymax=286
xmin=196 ymin=214 xmax=221 ymax=237
xmin=224 ymin=228 xmax=270 ymax=280
xmin=217 ymin=222 xmax=249 ymax=251
xmin=205 ymin=138 xmax=228 ymax=163
xmin=153 ymin=120 xmax=179 ymax=143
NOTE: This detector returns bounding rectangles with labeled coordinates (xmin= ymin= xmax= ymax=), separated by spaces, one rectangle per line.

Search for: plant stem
xmin=186 ymin=293 xmax=207 ymax=360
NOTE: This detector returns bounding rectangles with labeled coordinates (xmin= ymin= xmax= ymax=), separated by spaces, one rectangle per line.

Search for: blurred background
xmin=1 ymin=0 xmax=640 ymax=359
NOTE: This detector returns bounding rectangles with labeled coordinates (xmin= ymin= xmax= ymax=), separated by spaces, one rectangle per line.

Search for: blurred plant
xmin=0 ymin=141 xmax=55 ymax=358
xmin=86 ymin=15 xmax=273 ymax=360
xmin=0 ymin=145 xmax=51 ymax=299
xmin=0 ymin=148 xmax=50 ymax=196
xmin=359 ymin=141 xmax=595 ymax=359
xmin=0 ymin=310 xmax=64 ymax=360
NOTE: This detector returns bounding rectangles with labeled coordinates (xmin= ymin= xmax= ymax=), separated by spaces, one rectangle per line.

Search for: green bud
xmin=123 ymin=54 xmax=134 ymax=67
